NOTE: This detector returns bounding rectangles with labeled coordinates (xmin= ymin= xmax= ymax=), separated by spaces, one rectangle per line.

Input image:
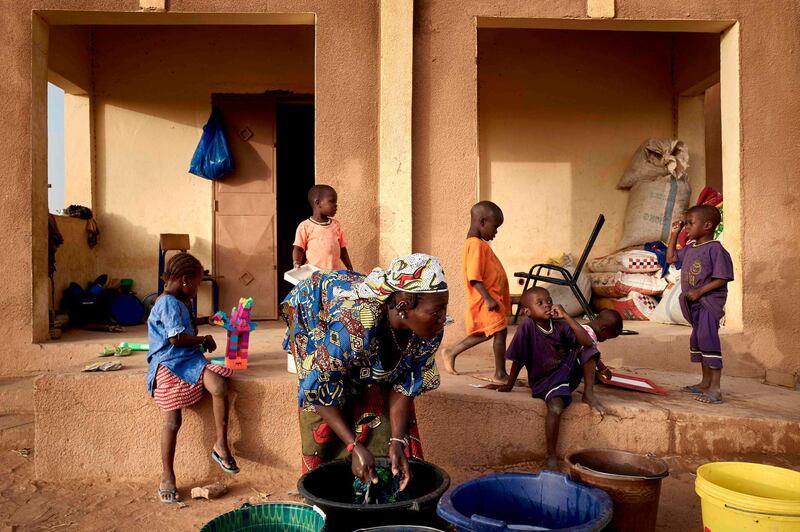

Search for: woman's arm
xmin=387 ymin=390 xmax=413 ymax=490
xmin=315 ymin=404 xmax=377 ymax=484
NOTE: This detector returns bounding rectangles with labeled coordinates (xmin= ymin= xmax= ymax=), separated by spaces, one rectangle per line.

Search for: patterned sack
xmin=593 ymin=293 xmax=659 ymax=321
xmin=650 ymin=283 xmax=690 ymax=326
xmin=588 ymin=249 xmax=661 ymax=274
xmin=588 ymin=272 xmax=668 ymax=298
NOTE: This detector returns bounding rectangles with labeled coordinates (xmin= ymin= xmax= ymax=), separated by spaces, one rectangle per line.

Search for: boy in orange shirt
xmin=442 ymin=201 xmax=510 ymax=382
xmin=292 ymin=185 xmax=353 ymax=271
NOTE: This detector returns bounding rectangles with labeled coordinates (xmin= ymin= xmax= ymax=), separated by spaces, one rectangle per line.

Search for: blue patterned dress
xmin=281 ymin=270 xmax=442 ymax=471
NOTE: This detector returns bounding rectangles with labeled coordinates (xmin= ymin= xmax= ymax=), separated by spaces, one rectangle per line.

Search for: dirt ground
xmin=1 ymin=442 xmax=704 ymax=532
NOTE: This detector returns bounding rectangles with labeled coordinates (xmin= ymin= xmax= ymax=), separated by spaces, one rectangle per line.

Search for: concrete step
xmin=0 ymin=376 xmax=35 ymax=415
xmin=32 ymin=353 xmax=800 ymax=483
xmin=0 ymin=414 xmax=34 ymax=449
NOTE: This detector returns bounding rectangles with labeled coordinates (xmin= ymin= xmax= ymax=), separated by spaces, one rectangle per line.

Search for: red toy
xmin=598 ymin=371 xmax=668 ymax=395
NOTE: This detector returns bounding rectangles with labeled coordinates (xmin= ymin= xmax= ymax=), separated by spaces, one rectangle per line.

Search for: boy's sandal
xmin=98 ymin=346 xmax=117 ymax=357
xmin=681 ymin=385 xmax=705 ymax=395
xmin=694 ymin=393 xmax=722 ymax=404
xmin=212 ymin=449 xmax=240 ymax=474
xmin=114 ymin=346 xmax=133 ymax=357
xmin=83 ymin=361 xmax=124 ymax=372
xmin=158 ymin=487 xmax=181 ymax=503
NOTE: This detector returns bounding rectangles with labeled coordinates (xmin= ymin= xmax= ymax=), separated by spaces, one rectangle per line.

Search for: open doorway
xmin=478 ymin=26 xmax=731 ymax=332
xmin=276 ymin=100 xmax=315 ymax=302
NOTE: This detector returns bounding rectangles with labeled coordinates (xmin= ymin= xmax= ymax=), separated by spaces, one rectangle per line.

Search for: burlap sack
xmin=618 ymin=175 xmax=691 ymax=249
xmin=618 ymin=138 xmax=690 ymax=188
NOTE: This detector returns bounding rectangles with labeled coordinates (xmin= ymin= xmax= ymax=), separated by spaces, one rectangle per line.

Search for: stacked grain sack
xmin=587 ymin=139 xmax=691 ymax=324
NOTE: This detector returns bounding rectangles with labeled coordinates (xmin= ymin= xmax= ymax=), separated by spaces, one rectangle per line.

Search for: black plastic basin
xmin=298 ymin=458 xmax=450 ymax=532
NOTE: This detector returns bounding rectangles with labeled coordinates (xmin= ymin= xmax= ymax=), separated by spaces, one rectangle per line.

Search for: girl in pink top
xmin=293 ymin=185 xmax=354 ymax=271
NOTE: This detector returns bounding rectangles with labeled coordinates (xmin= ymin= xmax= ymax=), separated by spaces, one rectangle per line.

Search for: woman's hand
xmin=389 ymin=440 xmax=412 ymax=491
xmin=351 ymin=444 xmax=378 ymax=486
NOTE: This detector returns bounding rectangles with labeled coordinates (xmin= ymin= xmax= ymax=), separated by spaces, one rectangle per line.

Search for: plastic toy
xmin=119 ymin=341 xmax=149 ymax=351
xmin=598 ymin=371 xmax=668 ymax=395
xmin=210 ymin=297 xmax=257 ymax=370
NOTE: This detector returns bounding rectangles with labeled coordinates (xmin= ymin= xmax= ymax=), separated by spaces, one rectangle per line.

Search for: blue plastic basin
xmin=437 ymin=471 xmax=612 ymax=531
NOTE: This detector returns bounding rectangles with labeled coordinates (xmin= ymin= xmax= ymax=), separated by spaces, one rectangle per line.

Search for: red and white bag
xmin=593 ymin=293 xmax=659 ymax=321
xmin=588 ymin=249 xmax=661 ymax=274
xmin=588 ymin=272 xmax=668 ymax=298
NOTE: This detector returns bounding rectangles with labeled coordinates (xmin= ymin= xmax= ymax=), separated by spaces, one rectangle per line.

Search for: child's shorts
xmin=153 ymin=363 xmax=233 ymax=411
xmin=688 ymin=303 xmax=723 ymax=369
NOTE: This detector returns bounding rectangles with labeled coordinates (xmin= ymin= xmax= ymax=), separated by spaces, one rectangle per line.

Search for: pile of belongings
xmin=584 ymin=139 xmax=723 ymax=324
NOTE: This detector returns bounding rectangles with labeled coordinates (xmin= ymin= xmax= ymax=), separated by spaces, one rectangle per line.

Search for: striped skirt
xmin=153 ymin=363 xmax=233 ymax=411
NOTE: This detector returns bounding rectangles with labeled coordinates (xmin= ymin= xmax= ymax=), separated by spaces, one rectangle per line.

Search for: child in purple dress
xmin=667 ymin=205 xmax=733 ymax=404
xmin=497 ymin=287 xmax=622 ymax=470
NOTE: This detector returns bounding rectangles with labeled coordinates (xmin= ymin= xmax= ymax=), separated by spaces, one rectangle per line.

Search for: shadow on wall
xmin=478 ymin=28 xmax=677 ymax=276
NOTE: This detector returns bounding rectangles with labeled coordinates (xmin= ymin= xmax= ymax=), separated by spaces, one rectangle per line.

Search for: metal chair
xmin=157 ymin=233 xmax=219 ymax=319
xmin=513 ymin=214 xmax=604 ymax=324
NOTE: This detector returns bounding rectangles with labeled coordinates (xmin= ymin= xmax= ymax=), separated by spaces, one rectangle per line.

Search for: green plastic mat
xmin=201 ymin=502 xmax=325 ymax=532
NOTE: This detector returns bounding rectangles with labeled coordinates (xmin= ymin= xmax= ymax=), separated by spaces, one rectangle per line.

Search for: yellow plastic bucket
xmin=695 ymin=462 xmax=800 ymax=531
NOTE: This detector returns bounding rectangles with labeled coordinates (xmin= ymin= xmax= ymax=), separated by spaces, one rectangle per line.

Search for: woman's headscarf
xmin=335 ymin=253 xmax=448 ymax=302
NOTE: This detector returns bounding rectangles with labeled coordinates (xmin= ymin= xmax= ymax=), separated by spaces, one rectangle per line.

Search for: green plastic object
xmin=118 ymin=342 xmax=148 ymax=351
xmin=201 ymin=502 xmax=325 ymax=532
xmin=210 ymin=356 xmax=225 ymax=365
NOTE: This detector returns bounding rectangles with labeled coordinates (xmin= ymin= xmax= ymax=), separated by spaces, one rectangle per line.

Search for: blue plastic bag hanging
xmin=189 ymin=107 xmax=234 ymax=180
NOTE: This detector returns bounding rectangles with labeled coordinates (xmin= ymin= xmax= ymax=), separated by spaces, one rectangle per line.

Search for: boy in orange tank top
xmin=442 ymin=201 xmax=510 ymax=383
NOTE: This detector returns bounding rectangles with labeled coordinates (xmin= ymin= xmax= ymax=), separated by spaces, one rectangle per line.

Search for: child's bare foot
xmin=582 ymin=394 xmax=606 ymax=416
xmin=493 ymin=371 xmax=510 ymax=384
xmin=545 ymin=455 xmax=559 ymax=471
xmin=442 ymin=348 xmax=459 ymax=375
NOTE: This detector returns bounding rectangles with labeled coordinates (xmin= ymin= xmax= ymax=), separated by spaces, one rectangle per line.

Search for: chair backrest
xmin=160 ymin=233 xmax=191 ymax=252
xmin=573 ymin=214 xmax=605 ymax=280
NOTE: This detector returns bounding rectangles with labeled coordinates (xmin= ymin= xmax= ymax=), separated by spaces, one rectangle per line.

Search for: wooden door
xmin=213 ymin=95 xmax=277 ymax=319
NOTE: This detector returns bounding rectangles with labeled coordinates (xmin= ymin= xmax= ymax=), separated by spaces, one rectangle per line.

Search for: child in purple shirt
xmin=667 ymin=205 xmax=733 ymax=404
xmin=497 ymin=287 xmax=622 ymax=470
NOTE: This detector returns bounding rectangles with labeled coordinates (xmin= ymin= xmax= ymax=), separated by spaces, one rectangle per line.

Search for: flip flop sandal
xmin=83 ymin=361 xmax=123 ymax=372
xmin=694 ymin=393 xmax=722 ymax=404
xmin=114 ymin=346 xmax=133 ymax=357
xmin=98 ymin=346 xmax=117 ymax=357
xmin=158 ymin=487 xmax=181 ymax=503
xmin=681 ymin=385 xmax=705 ymax=395
xmin=211 ymin=449 xmax=240 ymax=474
